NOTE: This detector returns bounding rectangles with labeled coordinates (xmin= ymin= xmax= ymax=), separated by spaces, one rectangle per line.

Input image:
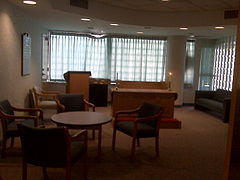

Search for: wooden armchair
xmin=30 ymin=86 xmax=60 ymax=110
xmin=0 ymin=100 xmax=43 ymax=158
xmin=17 ymin=124 xmax=88 ymax=180
xmin=56 ymin=93 xmax=96 ymax=138
xmin=112 ymin=102 xmax=163 ymax=160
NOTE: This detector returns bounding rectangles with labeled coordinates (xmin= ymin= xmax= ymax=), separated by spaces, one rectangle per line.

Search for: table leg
xmin=97 ymin=126 xmax=102 ymax=160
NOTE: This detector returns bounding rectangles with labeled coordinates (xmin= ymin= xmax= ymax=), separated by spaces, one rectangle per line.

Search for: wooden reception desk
xmin=111 ymin=88 xmax=178 ymax=118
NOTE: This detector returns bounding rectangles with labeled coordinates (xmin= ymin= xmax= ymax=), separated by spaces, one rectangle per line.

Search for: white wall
xmin=0 ymin=0 xmax=45 ymax=107
xmin=166 ymin=36 xmax=187 ymax=106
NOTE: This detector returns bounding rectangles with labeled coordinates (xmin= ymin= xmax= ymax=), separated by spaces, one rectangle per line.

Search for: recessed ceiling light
xmin=110 ymin=23 xmax=119 ymax=26
xmin=214 ymin=26 xmax=224 ymax=29
xmin=23 ymin=0 xmax=36 ymax=5
xmin=81 ymin=18 xmax=91 ymax=22
xmin=137 ymin=31 xmax=144 ymax=34
xmin=179 ymin=27 xmax=188 ymax=30
xmin=161 ymin=0 xmax=170 ymax=1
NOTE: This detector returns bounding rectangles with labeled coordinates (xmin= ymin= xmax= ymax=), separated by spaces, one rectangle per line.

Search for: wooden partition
xmin=64 ymin=71 xmax=91 ymax=100
xmin=117 ymin=80 xmax=170 ymax=89
xmin=111 ymin=88 xmax=177 ymax=118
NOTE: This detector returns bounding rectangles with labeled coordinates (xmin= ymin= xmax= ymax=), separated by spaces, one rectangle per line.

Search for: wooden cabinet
xmin=89 ymin=84 xmax=108 ymax=107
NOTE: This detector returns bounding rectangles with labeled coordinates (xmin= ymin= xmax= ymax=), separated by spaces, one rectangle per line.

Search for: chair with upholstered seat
xmin=57 ymin=93 xmax=95 ymax=112
xmin=30 ymin=86 xmax=60 ymax=110
xmin=56 ymin=93 xmax=96 ymax=138
xmin=17 ymin=124 xmax=87 ymax=180
xmin=112 ymin=102 xmax=163 ymax=159
xmin=0 ymin=100 xmax=43 ymax=158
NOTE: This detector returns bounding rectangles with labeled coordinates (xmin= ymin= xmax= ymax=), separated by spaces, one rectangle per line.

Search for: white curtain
xmin=49 ymin=33 xmax=167 ymax=81
xmin=50 ymin=34 xmax=108 ymax=80
xmin=110 ymin=37 xmax=167 ymax=81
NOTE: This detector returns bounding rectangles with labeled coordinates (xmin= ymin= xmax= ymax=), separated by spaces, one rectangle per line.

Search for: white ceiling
xmin=8 ymin=0 xmax=239 ymax=38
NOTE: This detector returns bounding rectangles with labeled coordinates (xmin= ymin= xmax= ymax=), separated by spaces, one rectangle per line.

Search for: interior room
xmin=0 ymin=0 xmax=240 ymax=179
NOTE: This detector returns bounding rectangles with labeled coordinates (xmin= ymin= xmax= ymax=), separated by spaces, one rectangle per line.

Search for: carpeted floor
xmin=0 ymin=106 xmax=228 ymax=180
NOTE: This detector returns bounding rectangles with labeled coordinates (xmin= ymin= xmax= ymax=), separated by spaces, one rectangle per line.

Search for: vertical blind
xmin=48 ymin=32 xmax=167 ymax=81
xmin=212 ymin=36 xmax=236 ymax=91
xmin=199 ymin=36 xmax=236 ymax=91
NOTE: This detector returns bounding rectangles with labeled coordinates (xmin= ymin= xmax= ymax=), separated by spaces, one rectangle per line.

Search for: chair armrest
xmin=12 ymin=107 xmax=43 ymax=120
xmin=0 ymin=112 xmax=38 ymax=126
xmin=55 ymin=99 xmax=66 ymax=112
xmin=84 ymin=99 xmax=96 ymax=112
xmin=223 ymin=98 xmax=231 ymax=111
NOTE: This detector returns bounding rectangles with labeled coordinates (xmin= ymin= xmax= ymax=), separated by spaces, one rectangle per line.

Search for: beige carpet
xmin=0 ymin=106 xmax=228 ymax=180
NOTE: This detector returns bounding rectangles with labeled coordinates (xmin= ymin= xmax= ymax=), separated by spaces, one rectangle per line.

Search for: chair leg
xmin=137 ymin=138 xmax=140 ymax=147
xmin=1 ymin=137 xmax=7 ymax=158
xmin=131 ymin=137 xmax=136 ymax=160
xmin=155 ymin=135 xmax=159 ymax=157
xmin=42 ymin=167 xmax=49 ymax=180
xmin=10 ymin=137 xmax=15 ymax=148
xmin=65 ymin=166 xmax=71 ymax=180
xmin=83 ymin=152 xmax=88 ymax=180
xmin=22 ymin=161 xmax=27 ymax=180
xmin=112 ymin=128 xmax=116 ymax=151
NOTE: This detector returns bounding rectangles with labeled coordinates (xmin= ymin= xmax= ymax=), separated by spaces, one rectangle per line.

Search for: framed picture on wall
xmin=22 ymin=33 xmax=31 ymax=76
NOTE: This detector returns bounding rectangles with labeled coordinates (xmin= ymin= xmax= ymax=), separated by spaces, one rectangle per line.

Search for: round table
xmin=51 ymin=111 xmax=112 ymax=159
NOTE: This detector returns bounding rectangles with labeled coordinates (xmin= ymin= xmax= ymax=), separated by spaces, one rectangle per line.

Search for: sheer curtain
xmin=110 ymin=37 xmax=167 ymax=81
xmin=48 ymin=32 xmax=167 ymax=81
xmin=50 ymin=33 xmax=108 ymax=80
xmin=184 ymin=40 xmax=195 ymax=87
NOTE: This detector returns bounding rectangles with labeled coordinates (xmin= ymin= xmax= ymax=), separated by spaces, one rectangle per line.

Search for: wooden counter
xmin=111 ymin=88 xmax=178 ymax=118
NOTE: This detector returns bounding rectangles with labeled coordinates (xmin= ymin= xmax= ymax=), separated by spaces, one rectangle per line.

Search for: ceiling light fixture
xmin=214 ymin=26 xmax=225 ymax=29
xmin=179 ymin=27 xmax=188 ymax=30
xmin=161 ymin=0 xmax=170 ymax=2
xmin=110 ymin=23 xmax=119 ymax=26
xmin=81 ymin=18 xmax=91 ymax=22
xmin=137 ymin=31 xmax=144 ymax=34
xmin=23 ymin=0 xmax=37 ymax=5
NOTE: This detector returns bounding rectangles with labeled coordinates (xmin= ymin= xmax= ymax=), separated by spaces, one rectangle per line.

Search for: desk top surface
xmin=112 ymin=88 xmax=177 ymax=94
xmin=51 ymin=111 xmax=112 ymax=127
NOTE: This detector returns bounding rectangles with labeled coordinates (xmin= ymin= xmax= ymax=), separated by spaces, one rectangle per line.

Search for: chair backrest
xmin=29 ymin=89 xmax=37 ymax=108
xmin=213 ymin=89 xmax=231 ymax=102
xmin=138 ymin=102 xmax=162 ymax=127
xmin=0 ymin=100 xmax=15 ymax=125
xmin=17 ymin=124 xmax=70 ymax=167
xmin=57 ymin=94 xmax=85 ymax=111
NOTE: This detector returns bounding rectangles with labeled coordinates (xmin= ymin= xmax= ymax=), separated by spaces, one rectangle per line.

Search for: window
xmin=212 ymin=36 xmax=236 ymax=91
xmin=43 ymin=32 xmax=167 ymax=82
xmin=110 ymin=37 xmax=167 ymax=81
xmin=184 ymin=40 xmax=195 ymax=88
xmin=199 ymin=36 xmax=236 ymax=91
xmin=50 ymin=33 xmax=108 ymax=80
